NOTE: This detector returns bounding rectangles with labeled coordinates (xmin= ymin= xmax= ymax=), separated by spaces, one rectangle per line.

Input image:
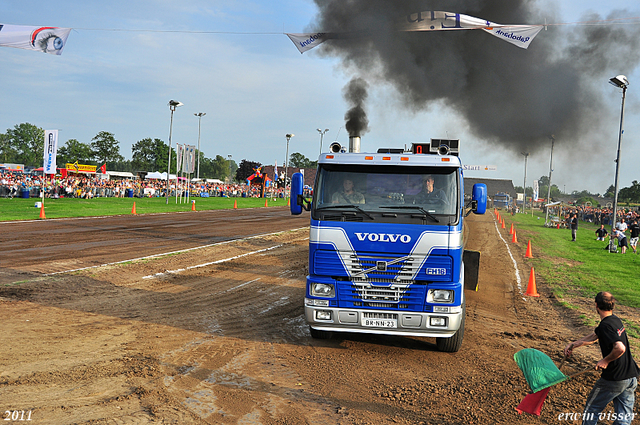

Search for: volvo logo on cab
xmin=354 ymin=233 xmax=411 ymax=243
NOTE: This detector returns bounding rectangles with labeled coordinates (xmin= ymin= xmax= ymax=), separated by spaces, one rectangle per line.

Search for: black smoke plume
xmin=311 ymin=0 xmax=640 ymax=154
xmin=343 ymin=77 xmax=370 ymax=136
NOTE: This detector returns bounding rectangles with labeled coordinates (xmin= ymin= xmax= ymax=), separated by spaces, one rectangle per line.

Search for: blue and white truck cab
xmin=290 ymin=139 xmax=487 ymax=352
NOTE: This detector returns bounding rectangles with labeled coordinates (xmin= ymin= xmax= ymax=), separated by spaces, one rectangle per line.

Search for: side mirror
xmin=472 ymin=183 xmax=487 ymax=215
xmin=290 ymin=172 xmax=304 ymax=215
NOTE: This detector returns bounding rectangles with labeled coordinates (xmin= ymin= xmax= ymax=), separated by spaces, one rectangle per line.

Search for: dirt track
xmin=0 ymin=208 xmax=621 ymax=424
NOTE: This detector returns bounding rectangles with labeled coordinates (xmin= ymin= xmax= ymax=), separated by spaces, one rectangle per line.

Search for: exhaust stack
xmin=349 ymin=135 xmax=361 ymax=153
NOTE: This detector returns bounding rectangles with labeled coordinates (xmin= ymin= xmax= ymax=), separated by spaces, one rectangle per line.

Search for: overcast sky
xmin=1 ymin=0 xmax=639 ymax=195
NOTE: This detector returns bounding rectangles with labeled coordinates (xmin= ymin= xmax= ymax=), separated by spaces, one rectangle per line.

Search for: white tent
xmin=145 ymin=171 xmax=177 ymax=180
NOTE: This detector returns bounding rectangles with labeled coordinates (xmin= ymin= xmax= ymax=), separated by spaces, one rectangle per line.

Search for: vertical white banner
xmin=189 ymin=145 xmax=196 ymax=174
xmin=43 ymin=130 xmax=58 ymax=174
xmin=176 ymin=144 xmax=184 ymax=173
xmin=533 ymin=180 xmax=539 ymax=201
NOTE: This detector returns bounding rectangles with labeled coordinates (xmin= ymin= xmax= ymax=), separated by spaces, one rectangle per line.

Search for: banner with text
xmin=43 ymin=130 xmax=58 ymax=174
xmin=287 ymin=10 xmax=542 ymax=54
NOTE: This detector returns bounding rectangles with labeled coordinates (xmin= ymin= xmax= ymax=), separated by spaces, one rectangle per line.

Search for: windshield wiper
xmin=317 ymin=204 xmax=374 ymax=220
xmin=383 ymin=206 xmax=439 ymax=223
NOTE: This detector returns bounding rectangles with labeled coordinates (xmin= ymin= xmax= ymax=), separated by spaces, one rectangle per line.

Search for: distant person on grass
xmin=628 ymin=219 xmax=639 ymax=254
xmin=564 ymin=292 xmax=639 ymax=425
xmin=613 ymin=229 xmax=629 ymax=254
xmin=595 ymin=224 xmax=608 ymax=241
xmin=571 ymin=213 xmax=578 ymax=242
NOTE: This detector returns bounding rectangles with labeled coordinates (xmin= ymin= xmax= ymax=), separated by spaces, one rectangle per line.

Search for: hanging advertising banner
xmin=65 ymin=162 xmax=97 ymax=174
xmin=463 ymin=165 xmax=497 ymax=171
xmin=533 ymin=180 xmax=539 ymax=201
xmin=287 ymin=10 xmax=542 ymax=54
xmin=43 ymin=130 xmax=58 ymax=175
xmin=176 ymin=144 xmax=184 ymax=173
xmin=0 ymin=24 xmax=72 ymax=55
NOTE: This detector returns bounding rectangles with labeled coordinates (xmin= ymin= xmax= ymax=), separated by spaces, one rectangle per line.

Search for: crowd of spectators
xmin=559 ymin=205 xmax=640 ymax=228
xmin=0 ymin=172 xmax=287 ymax=199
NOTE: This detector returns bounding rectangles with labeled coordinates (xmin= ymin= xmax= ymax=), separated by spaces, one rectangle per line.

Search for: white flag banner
xmin=43 ymin=130 xmax=58 ymax=174
xmin=533 ymin=180 xmax=539 ymax=201
xmin=187 ymin=145 xmax=196 ymax=174
xmin=287 ymin=10 xmax=542 ymax=53
xmin=0 ymin=24 xmax=72 ymax=55
xmin=176 ymin=144 xmax=184 ymax=173
xmin=286 ymin=33 xmax=328 ymax=54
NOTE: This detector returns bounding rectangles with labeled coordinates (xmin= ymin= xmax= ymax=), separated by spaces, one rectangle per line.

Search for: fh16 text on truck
xmin=290 ymin=138 xmax=487 ymax=352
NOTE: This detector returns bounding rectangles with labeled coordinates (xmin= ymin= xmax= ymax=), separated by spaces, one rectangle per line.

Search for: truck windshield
xmin=312 ymin=164 xmax=459 ymax=224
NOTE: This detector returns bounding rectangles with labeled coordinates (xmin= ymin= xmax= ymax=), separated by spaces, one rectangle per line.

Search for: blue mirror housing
xmin=472 ymin=183 xmax=487 ymax=215
xmin=290 ymin=172 xmax=304 ymax=215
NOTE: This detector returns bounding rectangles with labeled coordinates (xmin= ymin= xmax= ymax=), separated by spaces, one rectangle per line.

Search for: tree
xmin=58 ymin=139 xmax=94 ymax=165
xmin=0 ymin=132 xmax=18 ymax=163
xmin=289 ymin=152 xmax=317 ymax=169
xmin=91 ymin=131 xmax=124 ymax=165
xmin=131 ymin=138 xmax=168 ymax=172
xmin=236 ymin=159 xmax=261 ymax=182
xmin=604 ymin=185 xmax=616 ymax=198
xmin=619 ymin=181 xmax=640 ymax=203
xmin=5 ymin=123 xmax=44 ymax=166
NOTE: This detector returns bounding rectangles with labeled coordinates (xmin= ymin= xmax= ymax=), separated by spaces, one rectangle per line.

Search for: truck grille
xmin=346 ymin=253 xmax=418 ymax=281
xmin=351 ymin=282 xmax=408 ymax=302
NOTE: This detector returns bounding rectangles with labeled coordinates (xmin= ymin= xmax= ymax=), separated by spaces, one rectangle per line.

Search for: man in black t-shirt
xmin=595 ymin=224 xmax=608 ymax=241
xmin=564 ymin=292 xmax=639 ymax=425
xmin=628 ymin=219 xmax=639 ymax=254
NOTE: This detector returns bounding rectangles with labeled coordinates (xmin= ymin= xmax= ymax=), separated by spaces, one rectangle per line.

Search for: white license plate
xmin=362 ymin=318 xmax=397 ymax=328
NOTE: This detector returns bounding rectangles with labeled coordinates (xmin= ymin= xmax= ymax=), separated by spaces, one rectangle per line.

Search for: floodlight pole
xmin=608 ymin=81 xmax=628 ymax=253
xmin=195 ymin=112 xmax=206 ymax=180
xmin=166 ymin=100 xmax=182 ymax=204
xmin=521 ymin=152 xmax=529 ymax=212
xmin=284 ymin=133 xmax=294 ymax=198
xmin=317 ymin=128 xmax=329 ymax=156
xmin=544 ymin=136 xmax=555 ymax=226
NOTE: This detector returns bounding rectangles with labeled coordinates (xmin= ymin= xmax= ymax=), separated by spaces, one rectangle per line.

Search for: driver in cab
xmin=332 ymin=178 xmax=365 ymax=204
xmin=413 ymin=174 xmax=448 ymax=204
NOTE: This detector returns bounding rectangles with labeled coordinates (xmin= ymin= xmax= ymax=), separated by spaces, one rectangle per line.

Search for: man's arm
xmin=564 ymin=332 xmax=598 ymax=357
xmin=596 ymin=341 xmax=626 ymax=370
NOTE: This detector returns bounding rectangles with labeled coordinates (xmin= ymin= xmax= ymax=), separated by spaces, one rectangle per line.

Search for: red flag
xmin=100 ymin=164 xmax=106 ymax=174
xmin=516 ymin=387 xmax=551 ymax=416
xmin=61 ymin=168 xmax=67 ymax=178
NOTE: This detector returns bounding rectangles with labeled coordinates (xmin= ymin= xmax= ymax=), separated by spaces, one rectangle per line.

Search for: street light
xmin=194 ymin=112 xmax=206 ymax=180
xmin=166 ymin=100 xmax=183 ymax=204
xmin=227 ymin=154 xmax=233 ymax=183
xmin=284 ymin=133 xmax=294 ymax=198
xmin=521 ymin=152 xmax=529 ymax=211
xmin=317 ymin=128 xmax=329 ymax=155
xmin=544 ymin=135 xmax=555 ymax=226
xmin=607 ymin=74 xmax=629 ymax=253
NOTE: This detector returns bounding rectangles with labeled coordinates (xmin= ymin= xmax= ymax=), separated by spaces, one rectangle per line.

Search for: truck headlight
xmin=311 ymin=283 xmax=335 ymax=298
xmin=427 ymin=289 xmax=454 ymax=303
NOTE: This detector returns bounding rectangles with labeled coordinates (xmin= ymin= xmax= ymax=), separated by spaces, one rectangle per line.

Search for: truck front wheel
xmin=309 ymin=326 xmax=333 ymax=340
xmin=435 ymin=303 xmax=465 ymax=352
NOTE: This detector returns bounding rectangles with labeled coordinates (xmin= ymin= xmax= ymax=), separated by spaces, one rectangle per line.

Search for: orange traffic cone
xmin=512 ymin=230 xmax=518 ymax=243
xmin=525 ymin=267 xmax=540 ymax=297
xmin=191 ymin=200 xmax=196 ymax=211
xmin=39 ymin=203 xmax=46 ymax=219
xmin=525 ymin=240 xmax=533 ymax=258
xmin=233 ymin=199 xmax=238 ymax=209
xmin=501 ymin=219 xmax=505 ymax=229
xmin=265 ymin=199 xmax=268 ymax=207
xmin=131 ymin=202 xmax=137 ymax=215
xmin=287 ymin=198 xmax=290 ymax=206
xmin=509 ymin=223 xmax=514 ymax=235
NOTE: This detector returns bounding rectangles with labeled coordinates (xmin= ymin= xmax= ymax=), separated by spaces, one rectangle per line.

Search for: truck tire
xmin=309 ymin=326 xmax=333 ymax=340
xmin=435 ymin=303 xmax=465 ymax=352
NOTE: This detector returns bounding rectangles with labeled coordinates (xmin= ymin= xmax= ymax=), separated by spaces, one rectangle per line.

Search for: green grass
xmin=0 ymin=196 xmax=289 ymax=221
xmin=502 ymin=210 xmax=640 ymax=309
